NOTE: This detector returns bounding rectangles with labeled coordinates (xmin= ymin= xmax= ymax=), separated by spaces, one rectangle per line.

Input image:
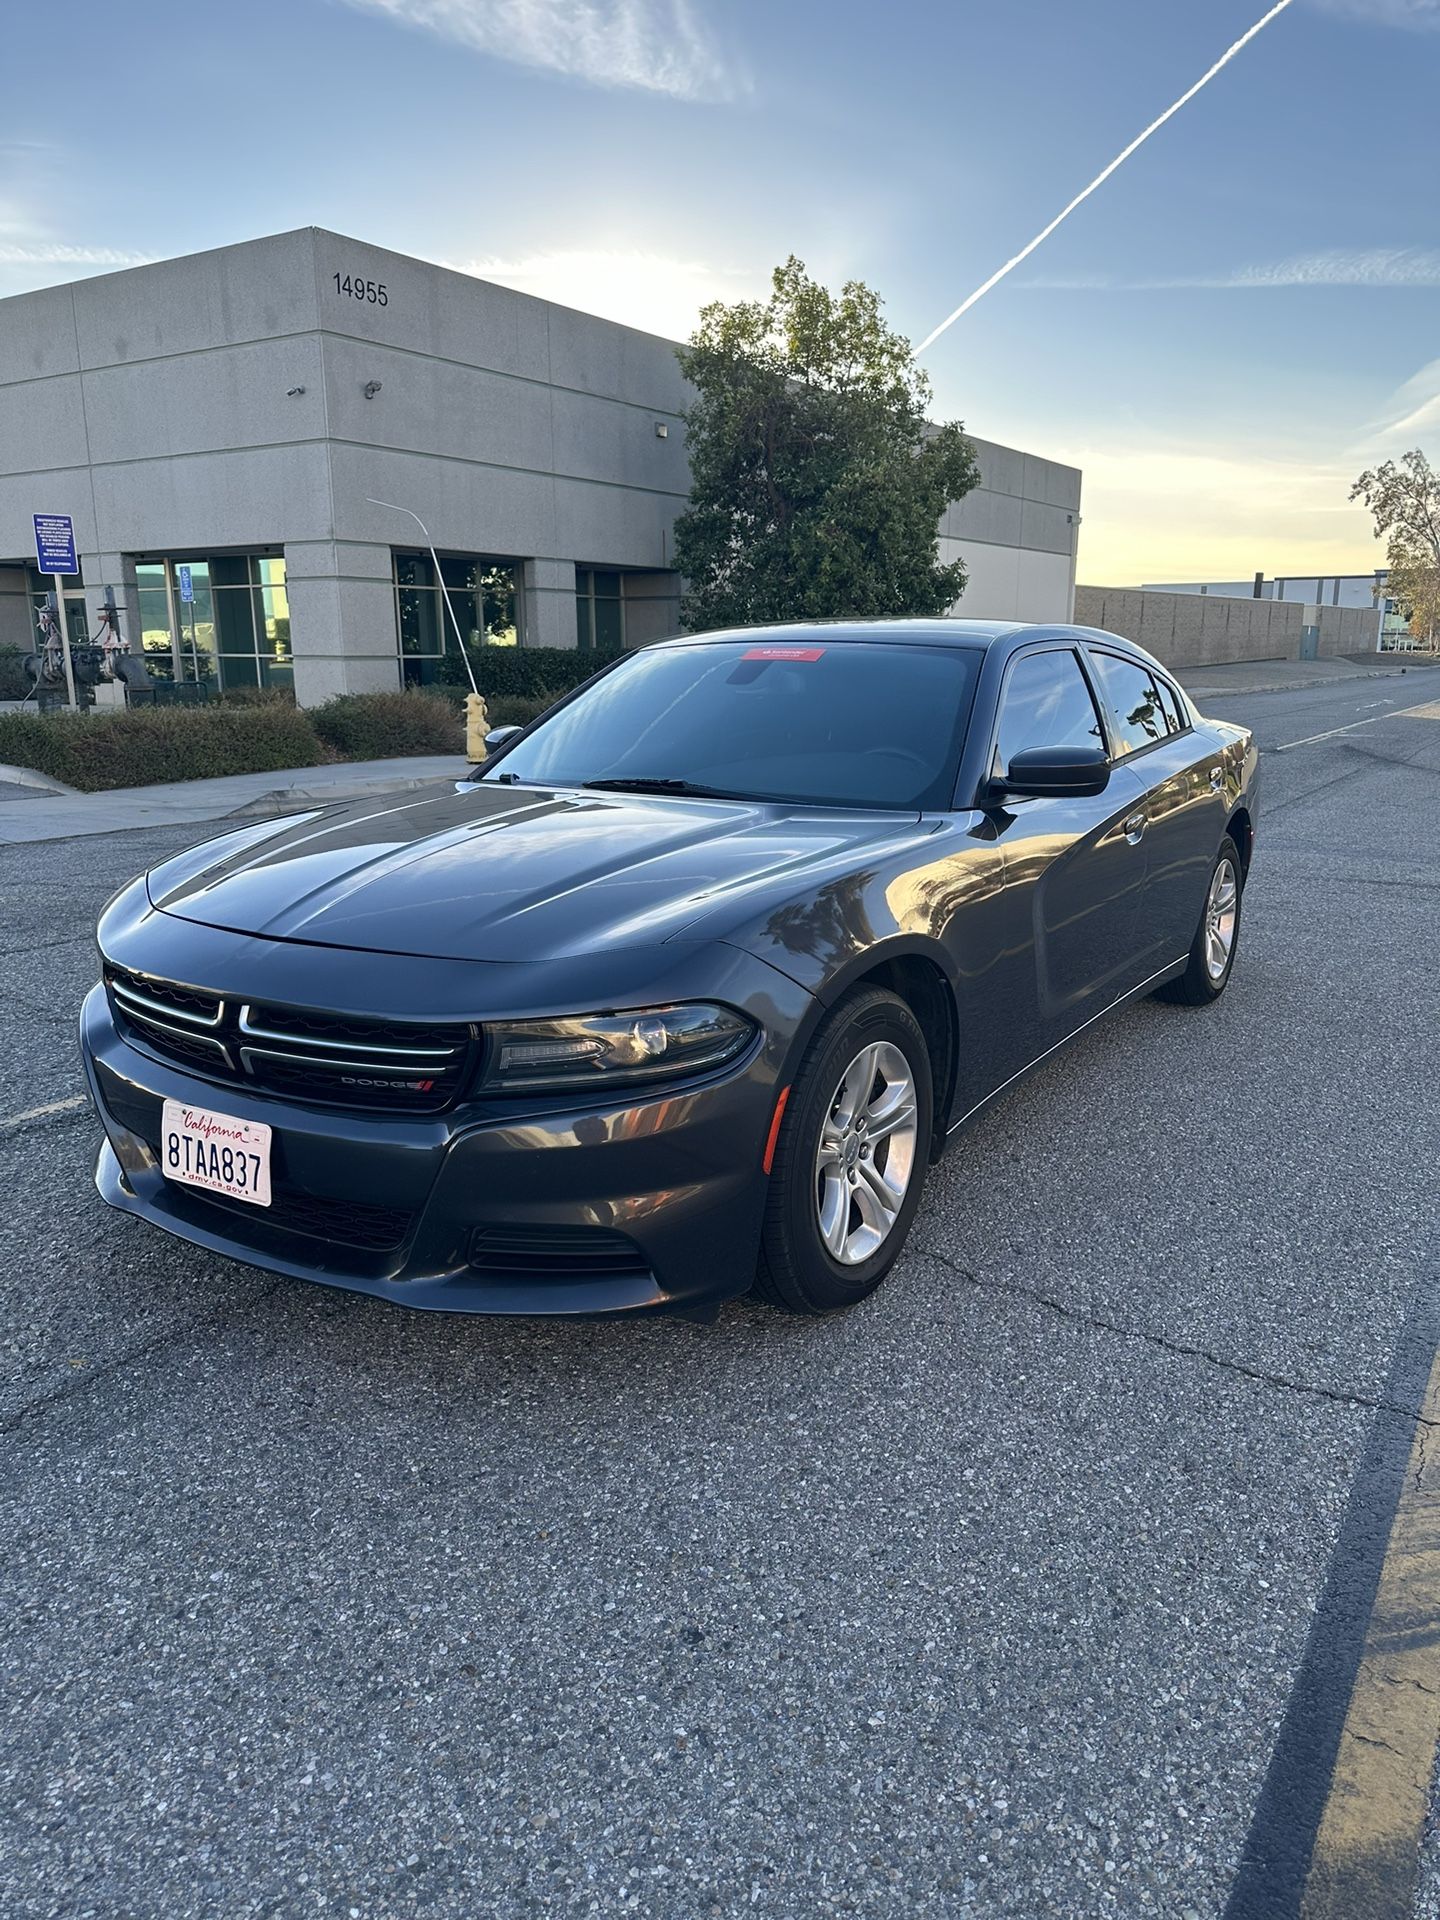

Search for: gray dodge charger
xmin=82 ymin=620 xmax=1258 ymax=1318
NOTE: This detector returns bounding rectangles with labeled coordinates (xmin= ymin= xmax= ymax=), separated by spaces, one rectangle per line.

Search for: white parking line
xmin=1275 ymin=703 xmax=1433 ymax=752
xmin=0 ymin=1094 xmax=90 ymax=1131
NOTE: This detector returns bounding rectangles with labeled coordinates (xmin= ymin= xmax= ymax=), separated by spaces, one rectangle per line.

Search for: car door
xmin=981 ymin=643 xmax=1154 ymax=1059
xmin=1085 ymin=649 xmax=1225 ymax=968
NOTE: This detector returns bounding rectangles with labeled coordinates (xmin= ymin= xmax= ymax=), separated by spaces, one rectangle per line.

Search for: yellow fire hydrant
xmin=465 ymin=691 xmax=490 ymax=763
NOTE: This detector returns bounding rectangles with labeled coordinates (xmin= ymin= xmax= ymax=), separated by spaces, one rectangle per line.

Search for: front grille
xmin=104 ymin=964 xmax=477 ymax=1112
xmin=468 ymin=1224 xmax=649 ymax=1280
xmin=191 ymin=1184 xmax=415 ymax=1251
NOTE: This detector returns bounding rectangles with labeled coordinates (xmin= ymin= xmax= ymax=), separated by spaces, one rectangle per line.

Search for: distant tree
xmin=672 ymin=258 xmax=980 ymax=631
xmin=1351 ymin=449 xmax=1440 ymax=648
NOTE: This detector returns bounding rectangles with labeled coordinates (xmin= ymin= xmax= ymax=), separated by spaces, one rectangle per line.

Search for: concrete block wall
xmin=1076 ymin=585 xmax=1384 ymax=668
xmin=1076 ymin=585 xmax=1305 ymax=668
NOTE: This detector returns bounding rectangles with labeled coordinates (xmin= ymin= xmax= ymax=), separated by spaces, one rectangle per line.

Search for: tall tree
xmin=1351 ymin=449 xmax=1440 ymax=647
xmin=672 ymin=258 xmax=980 ymax=631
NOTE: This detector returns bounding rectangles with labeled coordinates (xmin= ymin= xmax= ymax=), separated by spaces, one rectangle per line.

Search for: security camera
xmin=363 ymin=381 xmax=383 ymax=399
xmin=287 ymin=386 xmax=306 ymax=396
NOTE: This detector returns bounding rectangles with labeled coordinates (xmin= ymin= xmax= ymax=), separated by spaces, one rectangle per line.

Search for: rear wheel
xmin=1156 ymin=835 xmax=1243 ymax=1005
xmin=754 ymin=987 xmax=933 ymax=1314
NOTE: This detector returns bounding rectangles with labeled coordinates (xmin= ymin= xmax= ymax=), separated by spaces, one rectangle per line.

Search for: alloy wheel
xmin=1204 ymin=856 xmax=1239 ymax=981
xmin=814 ymin=1040 xmax=919 ymax=1266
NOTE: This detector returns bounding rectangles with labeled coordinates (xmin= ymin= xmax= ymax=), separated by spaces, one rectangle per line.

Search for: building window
xmin=135 ymin=555 xmax=290 ymax=691
xmin=576 ymin=569 xmax=623 ymax=651
xmin=393 ymin=552 xmax=519 ymax=687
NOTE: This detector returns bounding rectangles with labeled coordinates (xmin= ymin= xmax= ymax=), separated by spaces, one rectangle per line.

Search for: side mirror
xmin=484 ymin=725 xmax=522 ymax=752
xmin=994 ymin=744 xmax=1110 ymax=800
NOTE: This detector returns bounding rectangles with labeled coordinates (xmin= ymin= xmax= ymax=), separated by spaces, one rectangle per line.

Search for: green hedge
xmin=438 ymin=644 xmax=622 ymax=698
xmin=310 ymin=689 xmax=462 ymax=759
xmin=0 ymin=703 xmax=325 ymax=793
xmin=0 ymin=647 xmax=30 ymax=701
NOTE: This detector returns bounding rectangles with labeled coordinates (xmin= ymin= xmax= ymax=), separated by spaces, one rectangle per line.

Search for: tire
xmin=754 ymin=986 xmax=934 ymax=1315
xmin=1155 ymin=834 xmax=1243 ymax=1006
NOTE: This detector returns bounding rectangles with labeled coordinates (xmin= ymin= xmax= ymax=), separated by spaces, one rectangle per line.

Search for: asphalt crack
xmin=0 ymin=1273 xmax=286 ymax=1439
xmin=914 ymin=1243 xmax=1440 ymax=1429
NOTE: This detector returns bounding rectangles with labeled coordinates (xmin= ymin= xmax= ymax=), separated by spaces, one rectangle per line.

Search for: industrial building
xmin=0 ymin=228 xmax=1083 ymax=706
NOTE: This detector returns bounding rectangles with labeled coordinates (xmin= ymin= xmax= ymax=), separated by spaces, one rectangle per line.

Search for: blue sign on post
xmin=177 ymin=564 xmax=194 ymax=604
xmin=32 ymin=513 xmax=77 ymax=576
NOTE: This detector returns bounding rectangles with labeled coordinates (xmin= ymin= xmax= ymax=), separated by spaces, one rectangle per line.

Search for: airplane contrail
xmin=915 ymin=0 xmax=1298 ymax=353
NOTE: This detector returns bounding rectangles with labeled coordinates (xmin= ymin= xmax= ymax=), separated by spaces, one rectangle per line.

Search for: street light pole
xmin=365 ymin=498 xmax=480 ymax=697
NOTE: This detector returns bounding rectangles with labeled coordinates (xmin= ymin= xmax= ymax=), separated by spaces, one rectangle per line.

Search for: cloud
xmin=448 ymin=247 xmax=758 ymax=339
xmin=1308 ymin=0 xmax=1440 ymax=27
xmin=1023 ymin=248 xmax=1440 ymax=291
xmin=1365 ymin=357 xmax=1440 ymax=444
xmin=338 ymin=0 xmax=744 ymax=99
xmin=0 ymin=242 xmax=151 ymax=269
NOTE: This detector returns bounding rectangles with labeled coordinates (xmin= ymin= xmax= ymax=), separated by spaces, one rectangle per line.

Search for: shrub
xmin=436 ymin=644 xmax=622 ymax=699
xmin=309 ymin=689 xmax=462 ymax=760
xmin=484 ymin=689 xmax=567 ymax=729
xmin=0 ymin=647 xmax=31 ymax=700
xmin=0 ymin=703 xmax=325 ymax=792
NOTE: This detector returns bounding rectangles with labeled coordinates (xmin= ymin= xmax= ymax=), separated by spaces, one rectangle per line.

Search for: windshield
xmin=480 ymin=639 xmax=982 ymax=810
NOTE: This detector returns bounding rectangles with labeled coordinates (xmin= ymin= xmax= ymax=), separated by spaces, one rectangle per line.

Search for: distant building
xmin=1142 ymin=571 xmax=1407 ymax=649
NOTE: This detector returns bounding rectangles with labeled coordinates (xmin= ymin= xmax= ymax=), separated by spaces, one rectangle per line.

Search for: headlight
xmin=482 ymin=1003 xmax=756 ymax=1092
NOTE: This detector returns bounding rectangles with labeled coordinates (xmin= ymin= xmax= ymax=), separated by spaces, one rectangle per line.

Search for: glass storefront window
xmin=393 ymin=551 xmax=520 ymax=687
xmin=133 ymin=555 xmax=284 ymax=689
xmin=576 ymin=568 xmax=624 ymax=651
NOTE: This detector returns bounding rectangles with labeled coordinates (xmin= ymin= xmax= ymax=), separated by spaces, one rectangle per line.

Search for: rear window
xmin=483 ymin=639 xmax=983 ymax=810
xmin=1091 ymin=652 xmax=1177 ymax=758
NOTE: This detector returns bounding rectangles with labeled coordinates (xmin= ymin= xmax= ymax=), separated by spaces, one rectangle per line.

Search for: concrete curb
xmin=1185 ymin=660 xmax=1440 ymax=699
xmin=0 ymin=761 xmax=80 ymax=797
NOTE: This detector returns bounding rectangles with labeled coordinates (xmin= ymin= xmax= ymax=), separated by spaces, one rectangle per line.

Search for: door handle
xmin=1124 ymin=811 xmax=1147 ymax=844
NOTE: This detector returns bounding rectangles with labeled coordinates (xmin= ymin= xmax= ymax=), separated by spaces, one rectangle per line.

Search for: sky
xmin=4 ymin=0 xmax=1439 ymax=585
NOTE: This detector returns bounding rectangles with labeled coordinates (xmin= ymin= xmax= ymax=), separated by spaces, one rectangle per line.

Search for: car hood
xmin=146 ymin=780 xmax=929 ymax=964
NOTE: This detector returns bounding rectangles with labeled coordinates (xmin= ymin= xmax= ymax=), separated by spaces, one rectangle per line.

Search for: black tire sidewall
xmin=762 ymin=990 xmax=934 ymax=1312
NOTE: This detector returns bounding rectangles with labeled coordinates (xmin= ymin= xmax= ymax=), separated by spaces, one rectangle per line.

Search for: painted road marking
xmin=0 ymin=1094 xmax=90 ymax=1132
xmin=1226 ymin=1291 xmax=1440 ymax=1920
xmin=1299 ymin=1342 xmax=1440 ymax=1920
xmin=1276 ymin=702 xmax=1439 ymax=752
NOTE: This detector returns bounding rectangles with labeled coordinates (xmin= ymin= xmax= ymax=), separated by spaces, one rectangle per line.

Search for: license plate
xmin=160 ymin=1099 xmax=272 ymax=1207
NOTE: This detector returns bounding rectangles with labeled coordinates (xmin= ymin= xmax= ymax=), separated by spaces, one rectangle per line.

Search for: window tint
xmin=1154 ymin=675 xmax=1187 ymax=733
xmin=1092 ymin=653 xmax=1173 ymax=757
xmin=995 ymin=650 xmax=1104 ymax=774
xmin=483 ymin=640 xmax=982 ymax=811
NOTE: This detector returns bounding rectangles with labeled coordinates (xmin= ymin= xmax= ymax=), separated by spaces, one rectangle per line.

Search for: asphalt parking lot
xmin=3 ymin=669 xmax=1438 ymax=1918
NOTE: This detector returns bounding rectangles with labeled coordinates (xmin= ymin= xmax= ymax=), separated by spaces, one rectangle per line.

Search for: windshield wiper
xmin=579 ymin=777 xmax=749 ymax=800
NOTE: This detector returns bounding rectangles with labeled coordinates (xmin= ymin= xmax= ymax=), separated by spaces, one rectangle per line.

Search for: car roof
xmin=656 ymin=618 xmax=1154 ymax=659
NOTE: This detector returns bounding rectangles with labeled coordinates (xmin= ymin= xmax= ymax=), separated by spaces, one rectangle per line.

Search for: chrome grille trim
xmin=111 ymin=977 xmax=226 ymax=1029
xmin=236 ymin=1006 xmax=459 ymax=1059
xmin=119 ymin=1014 xmax=234 ymax=1070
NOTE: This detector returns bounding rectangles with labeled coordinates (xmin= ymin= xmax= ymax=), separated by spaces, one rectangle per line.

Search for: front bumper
xmin=81 ymin=947 xmax=809 ymax=1315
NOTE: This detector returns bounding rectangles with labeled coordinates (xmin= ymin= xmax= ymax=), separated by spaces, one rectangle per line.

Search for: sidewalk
xmin=0 ymin=753 xmax=469 ymax=846
xmin=1177 ymin=654 xmax=1440 ymax=698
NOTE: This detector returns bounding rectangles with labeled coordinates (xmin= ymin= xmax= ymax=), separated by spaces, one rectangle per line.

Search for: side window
xmin=1154 ymin=675 xmax=1188 ymax=734
xmin=1091 ymin=653 xmax=1172 ymax=758
xmin=994 ymin=649 xmax=1105 ymax=776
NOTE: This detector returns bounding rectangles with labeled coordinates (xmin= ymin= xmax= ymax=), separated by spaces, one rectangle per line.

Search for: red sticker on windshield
xmin=742 ymin=646 xmax=825 ymax=662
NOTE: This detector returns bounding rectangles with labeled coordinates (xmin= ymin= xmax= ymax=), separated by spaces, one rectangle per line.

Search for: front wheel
xmin=754 ymin=987 xmax=933 ymax=1314
xmin=1156 ymin=835 xmax=1243 ymax=1005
